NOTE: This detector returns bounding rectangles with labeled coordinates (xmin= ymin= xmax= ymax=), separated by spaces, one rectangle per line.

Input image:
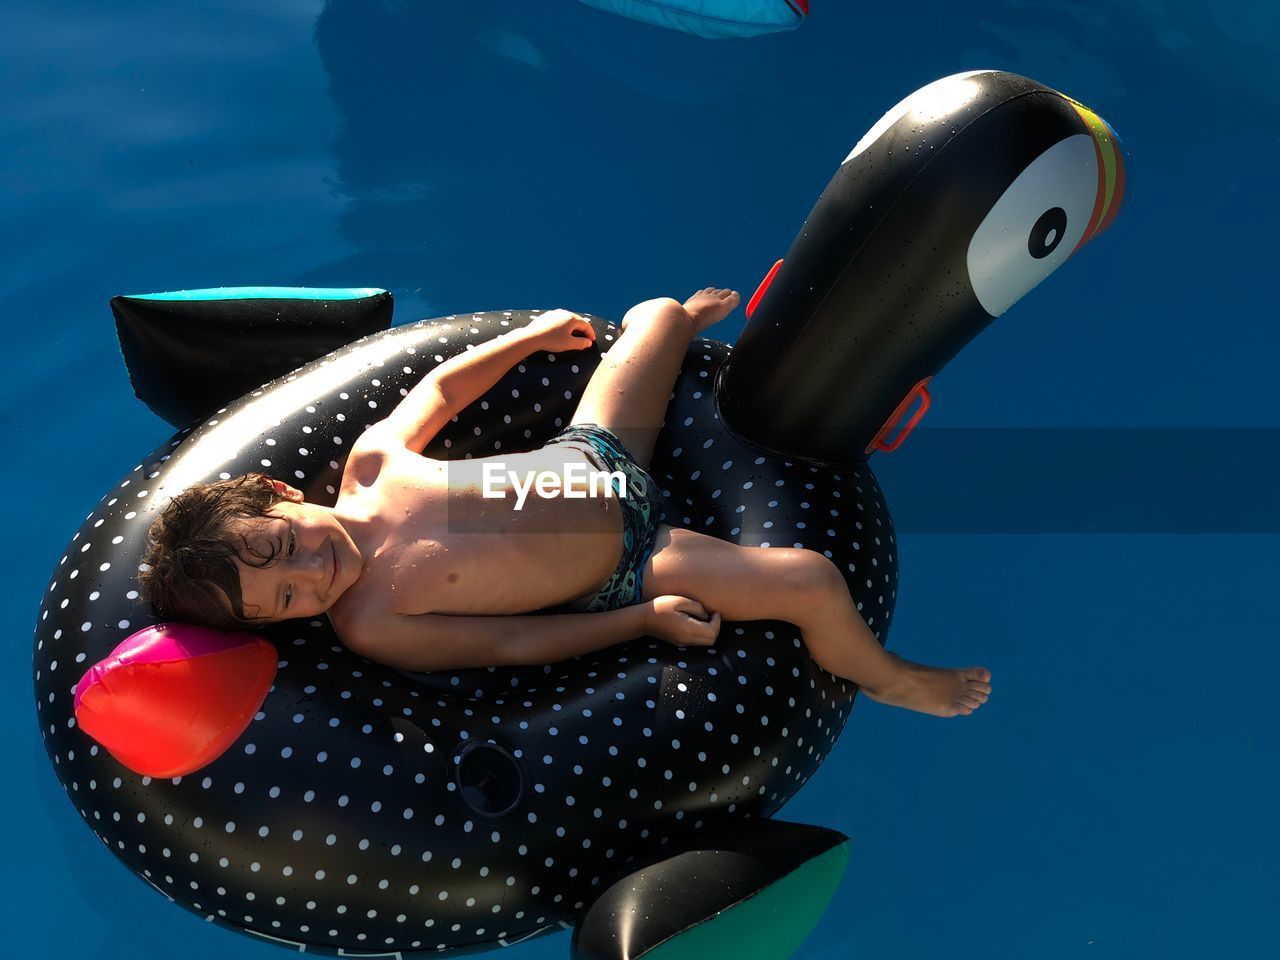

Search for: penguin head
xmin=965 ymin=99 xmax=1127 ymax=318
xmin=840 ymin=70 xmax=1127 ymax=322
xmin=711 ymin=71 xmax=1129 ymax=466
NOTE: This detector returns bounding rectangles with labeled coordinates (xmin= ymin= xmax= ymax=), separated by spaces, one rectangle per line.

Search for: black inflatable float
xmin=35 ymin=71 xmax=1125 ymax=959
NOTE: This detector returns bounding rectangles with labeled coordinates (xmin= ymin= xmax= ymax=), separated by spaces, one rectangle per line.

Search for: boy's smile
xmin=227 ymin=496 xmax=364 ymax=623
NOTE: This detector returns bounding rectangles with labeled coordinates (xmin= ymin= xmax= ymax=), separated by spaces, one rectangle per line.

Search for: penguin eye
xmin=1028 ymin=206 xmax=1068 ymax=260
xmin=966 ymin=133 xmax=1100 ymax=317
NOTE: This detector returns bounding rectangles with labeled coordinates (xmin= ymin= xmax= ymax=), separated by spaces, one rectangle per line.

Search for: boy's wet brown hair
xmin=139 ymin=473 xmax=288 ymax=631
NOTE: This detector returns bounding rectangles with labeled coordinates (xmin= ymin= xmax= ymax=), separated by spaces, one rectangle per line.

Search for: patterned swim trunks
xmin=544 ymin=423 xmax=663 ymax=612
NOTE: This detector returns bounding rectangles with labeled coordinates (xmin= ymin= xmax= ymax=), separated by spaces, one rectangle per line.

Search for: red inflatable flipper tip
xmin=74 ymin=624 xmax=277 ymax=777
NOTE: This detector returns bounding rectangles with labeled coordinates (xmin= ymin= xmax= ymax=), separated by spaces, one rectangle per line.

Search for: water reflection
xmin=308 ymin=0 xmax=797 ymax=320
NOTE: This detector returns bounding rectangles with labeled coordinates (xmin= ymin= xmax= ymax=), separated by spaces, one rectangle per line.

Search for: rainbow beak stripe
xmin=1068 ymin=98 xmax=1127 ymax=252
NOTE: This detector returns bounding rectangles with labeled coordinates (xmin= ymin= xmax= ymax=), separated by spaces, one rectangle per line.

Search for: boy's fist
xmin=527 ymin=309 xmax=596 ymax=353
xmin=644 ymin=595 xmax=721 ymax=647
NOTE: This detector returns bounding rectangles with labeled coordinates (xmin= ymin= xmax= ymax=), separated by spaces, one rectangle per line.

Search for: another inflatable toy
xmin=73 ymin=625 xmax=278 ymax=777
xmin=576 ymin=0 xmax=808 ymax=39
xmin=35 ymin=71 xmax=1124 ymax=959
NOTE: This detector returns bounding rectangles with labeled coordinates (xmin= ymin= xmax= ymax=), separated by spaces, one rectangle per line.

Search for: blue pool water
xmin=5 ymin=1 xmax=1278 ymax=956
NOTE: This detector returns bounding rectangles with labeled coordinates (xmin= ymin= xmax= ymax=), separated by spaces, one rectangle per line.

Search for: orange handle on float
xmin=866 ymin=377 xmax=932 ymax=454
xmin=746 ymin=259 xmax=784 ymax=318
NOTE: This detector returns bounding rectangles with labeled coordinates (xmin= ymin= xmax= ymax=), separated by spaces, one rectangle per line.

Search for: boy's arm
xmin=340 ymin=603 xmax=653 ymax=672
xmin=369 ymin=324 xmax=546 ymax=452
xmin=368 ymin=311 xmax=595 ymax=452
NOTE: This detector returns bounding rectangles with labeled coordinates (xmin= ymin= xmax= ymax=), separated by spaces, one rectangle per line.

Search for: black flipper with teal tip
xmin=112 ymin=286 xmax=393 ymax=429
xmin=572 ymin=820 xmax=849 ymax=960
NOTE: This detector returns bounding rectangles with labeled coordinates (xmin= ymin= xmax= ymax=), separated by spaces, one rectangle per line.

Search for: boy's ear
xmin=261 ymin=478 xmax=304 ymax=503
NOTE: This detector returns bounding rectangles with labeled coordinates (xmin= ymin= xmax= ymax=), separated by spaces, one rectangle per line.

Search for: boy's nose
xmin=296 ymin=547 xmax=327 ymax=581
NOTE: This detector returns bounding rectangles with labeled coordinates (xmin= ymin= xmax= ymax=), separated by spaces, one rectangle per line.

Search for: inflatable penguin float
xmin=36 ymin=72 xmax=1124 ymax=959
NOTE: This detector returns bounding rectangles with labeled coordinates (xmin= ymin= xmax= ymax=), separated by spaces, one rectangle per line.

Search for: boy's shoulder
xmin=328 ymin=434 xmax=444 ymax=613
xmin=345 ymin=424 xmax=449 ymax=475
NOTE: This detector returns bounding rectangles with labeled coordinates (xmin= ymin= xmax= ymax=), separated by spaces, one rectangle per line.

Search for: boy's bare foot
xmin=682 ymin=288 xmax=740 ymax=334
xmin=864 ymin=654 xmax=993 ymax=718
xmin=618 ymin=289 xmax=740 ymax=334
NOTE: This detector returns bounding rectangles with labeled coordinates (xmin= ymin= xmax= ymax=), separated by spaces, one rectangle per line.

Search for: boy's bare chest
xmin=338 ymin=447 xmax=623 ymax=617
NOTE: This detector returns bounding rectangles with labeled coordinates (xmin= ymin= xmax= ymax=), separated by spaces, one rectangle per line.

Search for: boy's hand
xmin=526 ymin=309 xmax=597 ymax=353
xmin=644 ymin=596 xmax=721 ymax=647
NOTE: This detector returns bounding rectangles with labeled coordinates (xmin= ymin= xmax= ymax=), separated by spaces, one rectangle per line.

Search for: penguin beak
xmin=1066 ymin=99 xmax=1127 ymax=253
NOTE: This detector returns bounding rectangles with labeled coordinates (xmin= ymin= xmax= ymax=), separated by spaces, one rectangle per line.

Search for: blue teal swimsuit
xmin=545 ymin=423 xmax=663 ymax=612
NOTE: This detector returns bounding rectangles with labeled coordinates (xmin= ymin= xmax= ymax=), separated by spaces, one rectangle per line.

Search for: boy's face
xmin=225 ymin=483 xmax=362 ymax=623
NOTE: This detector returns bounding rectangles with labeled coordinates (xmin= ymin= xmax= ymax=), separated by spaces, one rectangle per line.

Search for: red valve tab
xmin=866 ymin=378 xmax=932 ymax=455
xmin=746 ymin=259 xmax=784 ymax=319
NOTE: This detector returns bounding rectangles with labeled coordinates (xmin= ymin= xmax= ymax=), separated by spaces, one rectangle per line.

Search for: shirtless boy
xmin=141 ymin=290 xmax=991 ymax=718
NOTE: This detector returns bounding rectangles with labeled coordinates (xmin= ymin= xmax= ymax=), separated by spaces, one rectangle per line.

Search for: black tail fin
xmin=112 ymin=287 xmax=393 ymax=429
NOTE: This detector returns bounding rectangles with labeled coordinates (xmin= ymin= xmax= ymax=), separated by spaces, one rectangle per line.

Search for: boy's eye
xmin=288 ymin=525 xmax=296 ymax=557
xmin=284 ymin=585 xmax=292 ymax=610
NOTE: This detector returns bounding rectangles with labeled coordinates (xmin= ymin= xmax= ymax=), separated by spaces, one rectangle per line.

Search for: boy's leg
xmin=641 ymin=525 xmax=992 ymax=718
xmin=570 ymin=290 xmax=737 ymax=469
